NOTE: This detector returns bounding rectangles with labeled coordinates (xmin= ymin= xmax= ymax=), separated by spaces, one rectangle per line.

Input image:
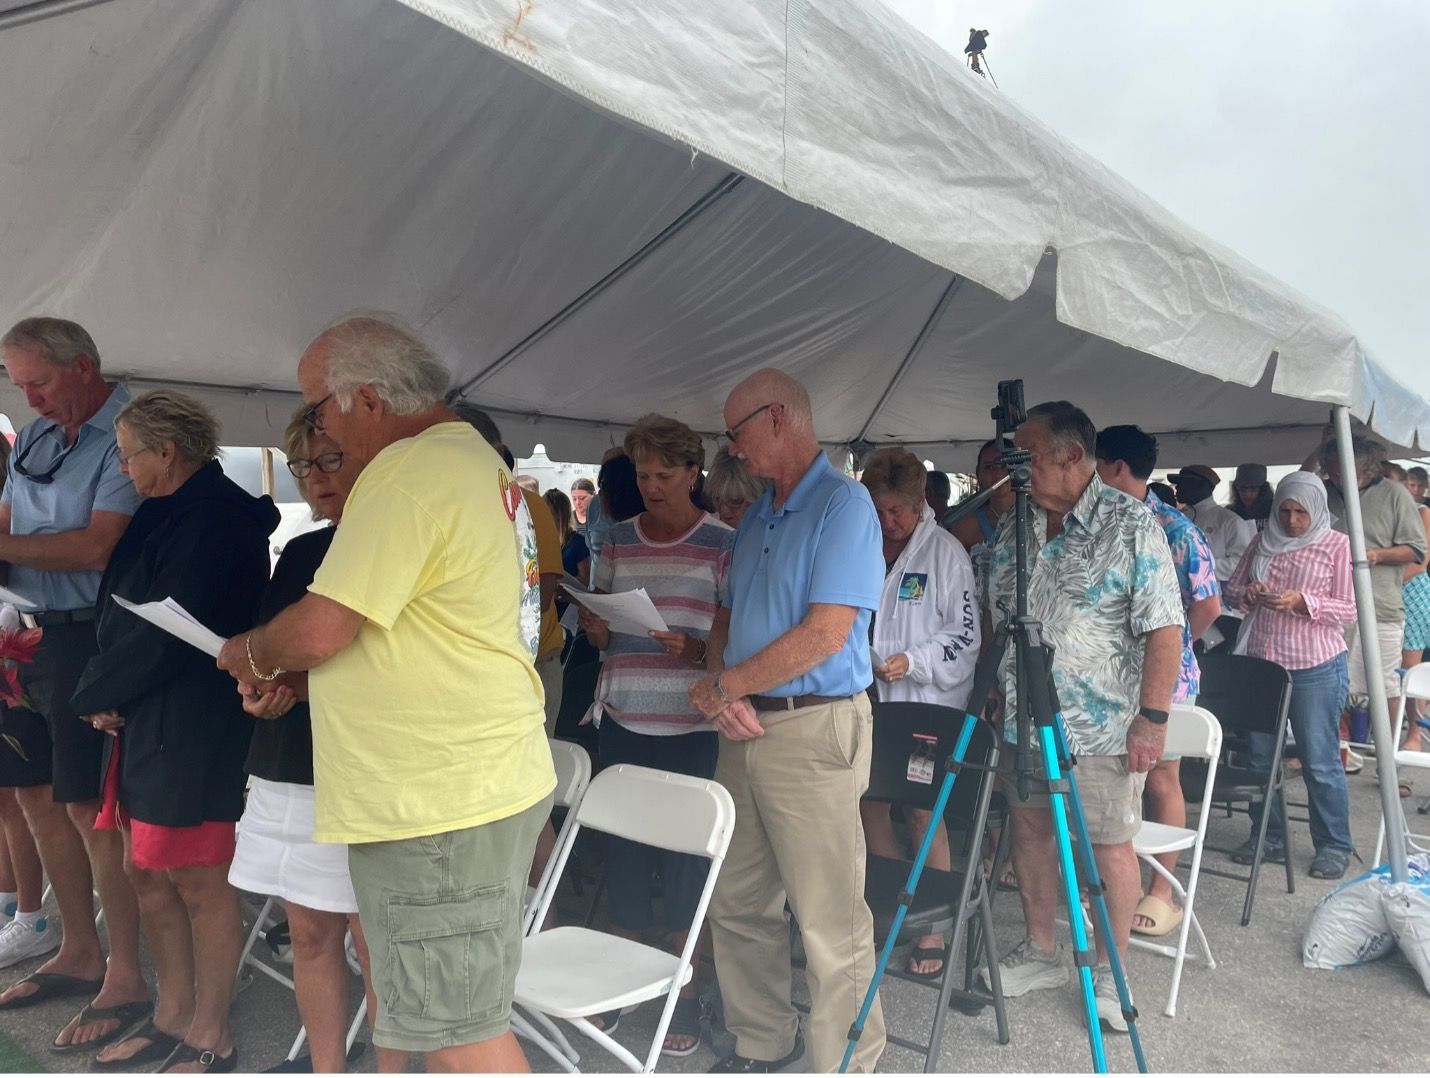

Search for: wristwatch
xmin=1138 ymin=706 xmax=1169 ymax=725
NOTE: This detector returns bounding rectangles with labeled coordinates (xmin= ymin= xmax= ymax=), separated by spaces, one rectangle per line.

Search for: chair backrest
xmin=865 ymin=702 xmax=999 ymax=825
xmin=574 ymin=764 xmax=736 ymax=860
xmin=547 ymin=738 xmax=592 ymax=810
xmin=1404 ymin=662 xmax=1430 ymax=702
xmin=1195 ymin=652 xmax=1292 ymax=737
xmin=1163 ymin=704 xmax=1222 ymax=761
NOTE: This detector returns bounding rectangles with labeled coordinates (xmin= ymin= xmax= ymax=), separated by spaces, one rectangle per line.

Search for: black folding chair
xmin=861 ymin=702 xmax=1008 ymax=1070
xmin=1180 ymin=652 xmax=1295 ymax=926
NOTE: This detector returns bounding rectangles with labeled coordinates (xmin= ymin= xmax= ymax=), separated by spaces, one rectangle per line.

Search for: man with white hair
xmin=217 ymin=315 xmax=554 ymax=1073
xmin=689 ymin=368 xmax=886 ymax=1073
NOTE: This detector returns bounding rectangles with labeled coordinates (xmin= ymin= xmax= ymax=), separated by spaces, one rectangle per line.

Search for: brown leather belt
xmin=749 ymin=693 xmax=850 ymax=712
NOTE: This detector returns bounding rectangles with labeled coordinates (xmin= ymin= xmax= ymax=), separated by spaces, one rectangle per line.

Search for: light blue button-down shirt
xmin=3 ymin=384 xmax=143 ymax=612
xmin=724 ymin=453 xmax=883 ymax=697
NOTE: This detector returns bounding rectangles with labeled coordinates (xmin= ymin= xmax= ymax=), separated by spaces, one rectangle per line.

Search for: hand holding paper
xmin=565 ymin=587 xmax=668 ymax=637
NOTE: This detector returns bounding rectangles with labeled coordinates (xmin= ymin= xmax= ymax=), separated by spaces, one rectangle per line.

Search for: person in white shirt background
xmin=1169 ymin=464 xmax=1257 ymax=586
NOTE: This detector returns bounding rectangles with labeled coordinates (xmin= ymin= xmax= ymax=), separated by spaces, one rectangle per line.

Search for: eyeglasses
xmin=13 ymin=431 xmax=80 ymax=485
xmin=301 ymin=393 xmax=334 ymax=433
xmin=116 ymin=445 xmax=155 ymax=467
xmin=286 ymin=451 xmax=344 ymax=479
xmin=723 ymin=402 xmax=775 ymax=443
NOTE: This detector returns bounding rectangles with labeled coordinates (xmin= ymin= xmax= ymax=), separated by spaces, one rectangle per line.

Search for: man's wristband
xmin=246 ymin=633 xmax=286 ymax=683
xmin=1138 ymin=706 xmax=1169 ymax=725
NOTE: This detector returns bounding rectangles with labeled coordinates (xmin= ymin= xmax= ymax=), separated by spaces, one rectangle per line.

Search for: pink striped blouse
xmin=1223 ymin=530 xmax=1356 ymax=670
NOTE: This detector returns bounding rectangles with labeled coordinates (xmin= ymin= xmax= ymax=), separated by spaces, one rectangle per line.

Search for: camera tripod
xmin=840 ymin=391 xmax=1147 ymax=1074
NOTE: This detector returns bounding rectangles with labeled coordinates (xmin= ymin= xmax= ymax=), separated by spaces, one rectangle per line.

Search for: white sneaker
xmin=983 ymin=936 xmax=1068 ymax=997
xmin=1092 ymin=965 xmax=1130 ymax=1033
xmin=0 ymin=915 xmax=60 ymax=970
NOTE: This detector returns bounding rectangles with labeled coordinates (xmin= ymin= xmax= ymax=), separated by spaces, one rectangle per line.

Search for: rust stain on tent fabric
xmin=503 ymin=1 xmax=538 ymax=52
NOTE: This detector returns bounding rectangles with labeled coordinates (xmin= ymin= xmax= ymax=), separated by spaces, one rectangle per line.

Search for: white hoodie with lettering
xmin=871 ymin=505 xmax=981 ymax=709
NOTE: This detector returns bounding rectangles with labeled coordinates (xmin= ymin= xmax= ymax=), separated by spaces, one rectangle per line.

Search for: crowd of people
xmin=0 ymin=312 xmax=1425 ymax=1073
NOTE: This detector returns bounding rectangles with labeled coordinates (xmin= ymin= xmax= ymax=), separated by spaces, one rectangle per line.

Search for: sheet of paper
xmin=112 ymin=595 xmax=226 ymax=658
xmin=870 ymin=647 xmax=886 ymax=669
xmin=566 ymin=587 xmax=669 ymax=637
xmin=0 ymin=585 xmax=39 ymax=612
xmin=560 ymin=573 xmax=590 ymax=594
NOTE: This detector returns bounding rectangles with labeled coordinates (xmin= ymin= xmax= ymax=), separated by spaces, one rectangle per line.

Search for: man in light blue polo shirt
xmin=690 ymin=369 xmax=886 ymax=1074
xmin=0 ymin=318 xmax=149 ymax=1050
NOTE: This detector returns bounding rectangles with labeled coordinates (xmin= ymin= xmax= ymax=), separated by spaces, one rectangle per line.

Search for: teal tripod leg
xmin=1054 ymin=723 xmax=1150 ymax=1073
xmin=838 ymin=712 xmax=979 ymax=1074
xmin=1036 ymin=723 xmax=1108 ymax=1073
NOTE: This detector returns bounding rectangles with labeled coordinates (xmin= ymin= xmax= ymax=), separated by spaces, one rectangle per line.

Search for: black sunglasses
xmin=722 ymin=402 xmax=775 ymax=443
xmin=13 ymin=430 xmax=80 ymax=485
xmin=286 ymin=450 xmax=345 ymax=479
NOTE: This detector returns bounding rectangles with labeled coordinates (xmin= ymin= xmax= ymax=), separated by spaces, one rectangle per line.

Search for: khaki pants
xmin=535 ymin=651 xmax=564 ymax=736
xmin=708 ymin=695 xmax=885 ymax=1073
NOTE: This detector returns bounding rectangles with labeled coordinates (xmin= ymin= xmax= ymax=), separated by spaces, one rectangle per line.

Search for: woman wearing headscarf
xmin=1223 ymin=472 xmax=1357 ymax=879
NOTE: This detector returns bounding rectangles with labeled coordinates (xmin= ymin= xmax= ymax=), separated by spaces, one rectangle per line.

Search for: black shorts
xmin=20 ymin=621 xmax=103 ymax=803
xmin=0 ymin=705 xmax=54 ymax=788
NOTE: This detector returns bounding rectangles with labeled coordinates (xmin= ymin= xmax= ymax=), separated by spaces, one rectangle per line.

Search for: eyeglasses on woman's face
xmin=286 ymin=450 xmax=345 ymax=479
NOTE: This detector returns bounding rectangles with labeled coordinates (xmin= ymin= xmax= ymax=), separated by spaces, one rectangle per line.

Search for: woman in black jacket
xmin=71 ymin=391 xmax=277 ymax=1074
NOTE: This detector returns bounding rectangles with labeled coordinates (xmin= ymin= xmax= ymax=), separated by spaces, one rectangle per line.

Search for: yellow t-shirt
xmin=521 ymin=487 xmax=565 ymax=659
xmin=308 ymin=422 xmax=555 ymax=843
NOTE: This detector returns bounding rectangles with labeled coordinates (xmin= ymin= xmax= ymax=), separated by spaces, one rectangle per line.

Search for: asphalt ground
xmin=1 ymin=764 xmax=1426 ymax=1073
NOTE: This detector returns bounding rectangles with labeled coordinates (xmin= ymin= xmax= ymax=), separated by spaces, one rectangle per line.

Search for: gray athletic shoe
xmin=1093 ymin=965 xmax=1130 ymax=1033
xmin=984 ymin=936 xmax=1068 ymax=997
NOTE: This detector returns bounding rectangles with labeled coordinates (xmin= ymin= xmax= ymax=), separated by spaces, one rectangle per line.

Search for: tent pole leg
xmin=1333 ymin=405 xmax=1409 ymax=884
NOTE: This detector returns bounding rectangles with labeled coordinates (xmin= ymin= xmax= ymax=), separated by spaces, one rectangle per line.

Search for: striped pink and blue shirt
xmin=593 ymin=515 xmax=733 ymax=734
xmin=1223 ymin=531 xmax=1356 ymax=671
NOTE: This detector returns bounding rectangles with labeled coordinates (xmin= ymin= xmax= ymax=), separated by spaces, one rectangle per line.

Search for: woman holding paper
xmin=858 ymin=448 xmax=981 ymax=979
xmin=70 ymin=390 xmax=278 ymax=1073
xmin=576 ymin=413 xmax=731 ymax=1055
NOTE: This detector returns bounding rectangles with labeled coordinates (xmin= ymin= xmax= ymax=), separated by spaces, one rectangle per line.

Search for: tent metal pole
xmin=1334 ymin=405 xmax=1409 ymax=883
xmin=0 ymin=0 xmax=115 ymax=32
xmin=851 ymin=275 xmax=961 ymax=445
xmin=449 ymin=171 xmax=745 ymax=398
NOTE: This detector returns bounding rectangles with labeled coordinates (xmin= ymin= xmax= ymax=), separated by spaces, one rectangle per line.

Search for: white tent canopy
xmin=0 ymin=0 xmax=1425 ymax=466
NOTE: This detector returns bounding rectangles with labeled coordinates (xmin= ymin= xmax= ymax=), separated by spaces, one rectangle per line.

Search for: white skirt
xmin=229 ymin=778 xmax=358 ymax=914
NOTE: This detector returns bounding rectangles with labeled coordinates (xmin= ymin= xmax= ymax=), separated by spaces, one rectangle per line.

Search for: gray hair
xmin=115 ymin=389 xmax=220 ymax=464
xmin=1025 ymin=400 xmax=1096 ymax=460
xmin=2 ymin=317 xmax=102 ymax=371
xmin=1320 ymin=433 xmax=1385 ymax=474
xmin=316 ymin=313 xmax=449 ymax=417
xmin=705 ymin=445 xmax=768 ymax=506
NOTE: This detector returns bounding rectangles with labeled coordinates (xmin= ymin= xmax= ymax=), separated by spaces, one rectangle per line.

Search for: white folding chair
xmin=1128 ymin=704 xmax=1222 ymax=1017
xmin=1374 ymin=663 xmax=1430 ymax=864
xmin=523 ymin=739 xmax=594 ymax=936
xmin=513 ymin=764 xmax=736 ymax=1073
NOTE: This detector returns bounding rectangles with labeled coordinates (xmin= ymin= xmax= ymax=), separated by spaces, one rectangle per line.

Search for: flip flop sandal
xmin=50 ymin=998 xmax=154 ymax=1054
xmin=158 ymin=1041 xmax=238 ymax=1074
xmin=997 ymin=866 xmax=1019 ymax=892
xmin=660 ymin=997 xmax=702 ymax=1058
xmin=91 ymin=1018 xmax=183 ymax=1072
xmin=1131 ymin=894 xmax=1184 ymax=938
xmin=0 ymin=972 xmax=105 ymax=1012
xmin=586 ymin=1009 xmax=620 ymax=1035
xmin=905 ymin=945 xmax=947 ymax=981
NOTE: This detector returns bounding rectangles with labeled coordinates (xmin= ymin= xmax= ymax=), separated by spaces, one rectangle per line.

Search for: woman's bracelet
xmin=246 ymin=633 xmax=286 ymax=682
xmin=693 ymin=637 xmax=708 ymax=666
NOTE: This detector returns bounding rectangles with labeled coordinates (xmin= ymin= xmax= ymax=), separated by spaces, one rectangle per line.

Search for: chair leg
xmin=511 ymin=1010 xmax=577 ymax=1074
xmin=1279 ymin=783 xmax=1296 ymax=896
xmin=977 ymin=889 xmax=1009 ymax=1045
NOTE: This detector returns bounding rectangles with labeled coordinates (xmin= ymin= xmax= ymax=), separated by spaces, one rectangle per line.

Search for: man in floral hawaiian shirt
xmin=982 ymin=402 xmax=1182 ymax=1032
xmin=1096 ymin=425 xmax=1221 ymax=940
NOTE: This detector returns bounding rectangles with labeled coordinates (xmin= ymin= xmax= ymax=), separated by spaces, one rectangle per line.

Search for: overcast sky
xmin=884 ymin=0 xmax=1429 ymax=394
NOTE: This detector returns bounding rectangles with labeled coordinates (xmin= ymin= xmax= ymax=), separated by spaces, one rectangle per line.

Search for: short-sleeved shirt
xmin=3 ymin=385 xmax=142 ymax=611
xmin=1327 ymin=477 xmax=1426 ymax=622
xmin=307 ymin=422 xmax=555 ymax=844
xmin=520 ymin=488 xmax=564 ymax=659
xmin=1143 ymin=493 xmax=1220 ymax=703
xmin=985 ymin=476 xmax=1183 ymax=756
xmin=724 ymin=453 xmax=882 ymax=697
xmin=593 ymin=514 xmax=733 ymax=734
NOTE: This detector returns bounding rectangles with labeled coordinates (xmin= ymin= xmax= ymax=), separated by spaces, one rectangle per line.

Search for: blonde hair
xmin=624 ymin=413 xmax=705 ymax=471
xmin=860 ymin=448 xmax=926 ymax=504
xmin=115 ymin=390 xmax=220 ymax=464
xmin=705 ymin=445 xmax=767 ymax=506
